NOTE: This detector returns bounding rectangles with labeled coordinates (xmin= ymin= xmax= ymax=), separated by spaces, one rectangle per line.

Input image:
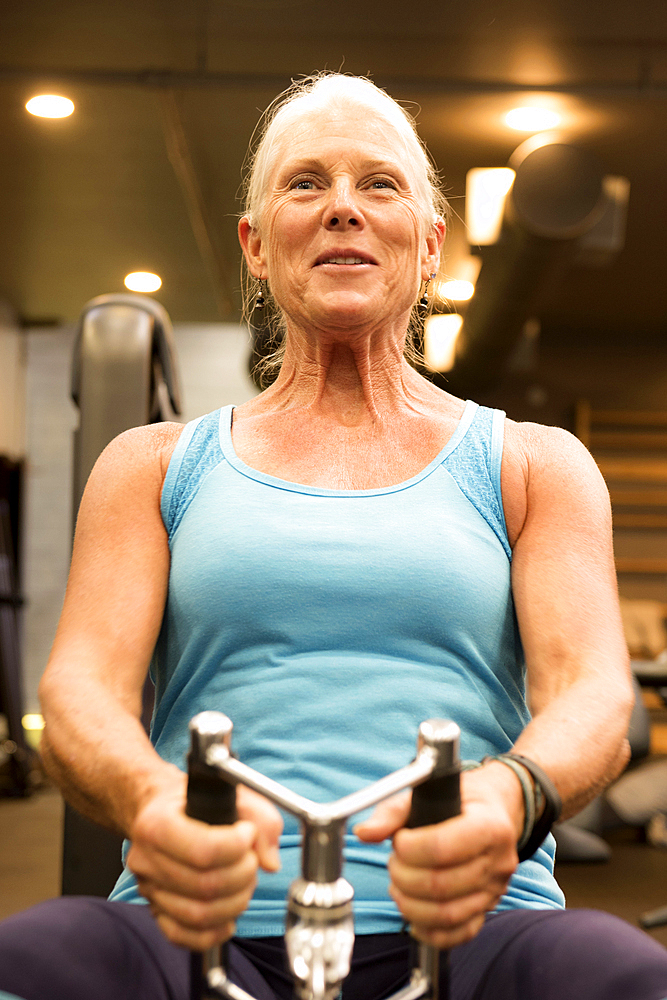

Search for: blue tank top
xmin=109 ymin=400 xmax=565 ymax=933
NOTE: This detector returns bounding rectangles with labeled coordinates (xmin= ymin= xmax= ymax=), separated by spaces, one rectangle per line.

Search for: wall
xmin=479 ymin=324 xmax=667 ymax=603
xmin=21 ymin=322 xmax=257 ymax=713
xmin=0 ymin=304 xmax=26 ymax=460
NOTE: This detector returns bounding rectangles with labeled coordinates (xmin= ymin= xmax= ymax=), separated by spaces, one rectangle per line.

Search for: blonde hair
xmin=240 ymin=72 xmax=447 ymax=382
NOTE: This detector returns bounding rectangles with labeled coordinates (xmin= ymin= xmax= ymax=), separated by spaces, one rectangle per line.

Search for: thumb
xmin=237 ymin=785 xmax=283 ymax=872
xmin=354 ymin=791 xmax=411 ymax=843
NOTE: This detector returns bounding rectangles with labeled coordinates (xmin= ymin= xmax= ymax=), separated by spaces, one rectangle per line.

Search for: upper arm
xmin=503 ymin=422 xmax=631 ymax=714
xmin=41 ymin=422 xmax=183 ymax=717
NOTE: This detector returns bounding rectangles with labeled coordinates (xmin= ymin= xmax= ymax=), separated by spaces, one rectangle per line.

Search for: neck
xmin=262 ymin=321 xmax=426 ymax=425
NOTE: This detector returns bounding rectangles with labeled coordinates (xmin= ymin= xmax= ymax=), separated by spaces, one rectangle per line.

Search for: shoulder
xmin=504 ymin=418 xmax=606 ymax=487
xmin=501 ymin=418 xmax=611 ymax=547
xmin=80 ymin=421 xmax=185 ymax=512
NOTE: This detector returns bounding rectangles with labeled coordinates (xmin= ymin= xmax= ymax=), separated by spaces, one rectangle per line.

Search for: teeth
xmin=323 ymin=257 xmax=366 ymax=265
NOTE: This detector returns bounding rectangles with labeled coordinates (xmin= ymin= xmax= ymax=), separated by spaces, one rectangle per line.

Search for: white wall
xmin=21 ymin=322 xmax=257 ymax=712
xmin=0 ymin=304 xmax=26 ymax=460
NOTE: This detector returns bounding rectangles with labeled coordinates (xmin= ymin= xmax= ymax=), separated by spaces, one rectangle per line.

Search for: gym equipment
xmin=0 ymin=492 xmax=31 ymax=796
xmin=63 ymin=292 xmax=182 ymax=896
xmin=186 ymin=713 xmax=461 ymax=1000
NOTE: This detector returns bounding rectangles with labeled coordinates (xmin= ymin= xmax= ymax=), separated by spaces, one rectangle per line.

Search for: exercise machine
xmin=186 ymin=714 xmax=461 ymax=1000
xmin=63 ymin=292 xmax=181 ymax=896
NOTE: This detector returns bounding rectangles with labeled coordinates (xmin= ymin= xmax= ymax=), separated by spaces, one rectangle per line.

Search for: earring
xmin=418 ymin=273 xmax=436 ymax=316
xmin=254 ymin=278 xmax=266 ymax=310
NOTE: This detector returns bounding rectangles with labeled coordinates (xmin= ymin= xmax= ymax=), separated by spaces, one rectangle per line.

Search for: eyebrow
xmin=276 ymin=157 xmax=411 ymax=186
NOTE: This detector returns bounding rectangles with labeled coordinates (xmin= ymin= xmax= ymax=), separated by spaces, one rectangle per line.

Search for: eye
xmin=291 ymin=177 xmax=318 ymax=191
xmin=367 ymin=177 xmax=397 ymax=191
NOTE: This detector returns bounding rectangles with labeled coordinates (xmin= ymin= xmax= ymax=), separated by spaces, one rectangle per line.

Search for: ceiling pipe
xmin=444 ymin=139 xmax=608 ymax=395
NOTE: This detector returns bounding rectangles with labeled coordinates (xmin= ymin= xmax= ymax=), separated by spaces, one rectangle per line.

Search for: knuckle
xmin=189 ymin=841 xmax=220 ymax=871
xmin=427 ymin=866 xmax=450 ymax=900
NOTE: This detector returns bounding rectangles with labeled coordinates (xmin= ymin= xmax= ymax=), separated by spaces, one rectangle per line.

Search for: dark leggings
xmin=1 ymin=898 xmax=667 ymax=1000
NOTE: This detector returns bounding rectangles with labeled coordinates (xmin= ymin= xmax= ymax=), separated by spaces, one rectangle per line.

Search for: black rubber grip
xmin=186 ymin=755 xmax=237 ymax=826
xmin=186 ymin=755 xmax=236 ymax=1000
xmin=405 ymin=769 xmax=461 ymax=829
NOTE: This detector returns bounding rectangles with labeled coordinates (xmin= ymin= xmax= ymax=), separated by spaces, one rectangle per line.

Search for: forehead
xmin=270 ymin=105 xmax=412 ymax=179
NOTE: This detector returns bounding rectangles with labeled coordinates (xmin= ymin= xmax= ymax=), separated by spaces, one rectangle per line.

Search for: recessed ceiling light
xmin=505 ymin=107 xmax=561 ymax=132
xmin=124 ymin=271 xmax=162 ymax=293
xmin=25 ymin=95 xmax=75 ymax=119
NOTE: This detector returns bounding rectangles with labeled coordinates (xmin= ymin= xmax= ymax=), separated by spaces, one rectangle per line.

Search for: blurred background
xmin=1 ymin=0 xmax=667 ymax=953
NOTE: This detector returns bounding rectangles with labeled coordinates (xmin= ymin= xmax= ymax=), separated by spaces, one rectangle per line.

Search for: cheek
xmin=264 ymin=209 xmax=312 ymax=277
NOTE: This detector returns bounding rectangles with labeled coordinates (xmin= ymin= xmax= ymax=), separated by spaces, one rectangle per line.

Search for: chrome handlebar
xmin=186 ymin=713 xmax=461 ymax=1000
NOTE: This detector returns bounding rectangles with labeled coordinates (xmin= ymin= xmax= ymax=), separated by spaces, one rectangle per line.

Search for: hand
xmin=127 ymin=775 xmax=283 ymax=949
xmin=355 ymin=763 xmax=523 ymax=949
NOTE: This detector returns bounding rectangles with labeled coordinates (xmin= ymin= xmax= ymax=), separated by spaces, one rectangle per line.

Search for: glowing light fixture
xmin=437 ymin=279 xmax=475 ymax=302
xmin=465 ymin=168 xmax=515 ymax=245
xmin=424 ymin=314 xmax=463 ymax=372
xmin=22 ymin=713 xmax=45 ymax=731
xmin=22 ymin=713 xmax=45 ymax=749
xmin=124 ymin=271 xmax=162 ymax=293
xmin=25 ymin=95 xmax=75 ymax=118
xmin=505 ymin=107 xmax=561 ymax=132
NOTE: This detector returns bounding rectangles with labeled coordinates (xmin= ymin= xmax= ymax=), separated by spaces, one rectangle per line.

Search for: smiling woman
xmin=240 ymin=74 xmax=447 ymax=376
xmin=1 ymin=72 xmax=666 ymax=1000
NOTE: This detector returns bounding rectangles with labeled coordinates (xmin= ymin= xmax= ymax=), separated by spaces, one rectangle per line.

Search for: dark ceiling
xmin=1 ymin=0 xmax=666 ymax=336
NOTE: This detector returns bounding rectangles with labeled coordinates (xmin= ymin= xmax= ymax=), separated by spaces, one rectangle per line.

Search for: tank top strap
xmin=442 ymin=403 xmax=511 ymax=559
xmin=161 ymin=408 xmax=225 ymax=539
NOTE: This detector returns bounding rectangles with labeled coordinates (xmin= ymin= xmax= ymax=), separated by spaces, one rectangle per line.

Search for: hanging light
xmin=124 ymin=271 xmax=162 ymax=293
xmin=465 ymin=168 xmax=515 ymax=245
xmin=505 ymin=107 xmax=561 ymax=132
xmin=424 ymin=314 xmax=463 ymax=372
xmin=437 ymin=279 xmax=475 ymax=302
xmin=25 ymin=95 xmax=75 ymax=118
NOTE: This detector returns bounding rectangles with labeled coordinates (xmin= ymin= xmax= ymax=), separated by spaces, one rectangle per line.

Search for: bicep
xmin=43 ymin=426 xmax=176 ymax=715
xmin=508 ymin=426 xmax=630 ymax=714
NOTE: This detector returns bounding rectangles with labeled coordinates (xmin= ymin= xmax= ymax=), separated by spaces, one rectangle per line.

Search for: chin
xmin=311 ymin=292 xmax=382 ymax=329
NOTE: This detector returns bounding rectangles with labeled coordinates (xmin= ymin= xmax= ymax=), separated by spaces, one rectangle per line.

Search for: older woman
xmin=1 ymin=73 xmax=666 ymax=1000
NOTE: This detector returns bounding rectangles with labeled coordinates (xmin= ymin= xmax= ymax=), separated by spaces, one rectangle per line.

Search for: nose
xmin=322 ymin=181 xmax=364 ymax=230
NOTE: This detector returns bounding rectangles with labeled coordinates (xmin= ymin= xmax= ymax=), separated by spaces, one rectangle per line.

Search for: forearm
xmin=511 ymin=672 xmax=633 ymax=820
xmin=39 ymin=671 xmax=182 ymax=837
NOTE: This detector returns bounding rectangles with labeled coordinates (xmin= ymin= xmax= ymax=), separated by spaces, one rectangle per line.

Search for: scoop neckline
xmin=217 ymin=400 xmax=478 ymax=497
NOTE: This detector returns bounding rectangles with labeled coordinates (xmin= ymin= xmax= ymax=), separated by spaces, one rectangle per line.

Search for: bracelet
xmin=483 ymin=753 xmax=562 ymax=863
xmin=482 ymin=755 xmax=535 ymax=856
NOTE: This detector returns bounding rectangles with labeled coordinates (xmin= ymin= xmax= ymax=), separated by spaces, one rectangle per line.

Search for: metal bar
xmin=206 ymin=749 xmax=319 ymax=822
xmin=323 ymin=755 xmax=435 ymax=823
xmin=382 ymin=971 xmax=432 ymax=1000
xmin=206 ymin=966 xmax=260 ymax=1000
xmin=207 ymin=748 xmax=436 ymax=825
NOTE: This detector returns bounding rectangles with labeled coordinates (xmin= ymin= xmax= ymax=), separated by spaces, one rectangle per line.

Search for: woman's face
xmin=240 ymin=105 xmax=444 ymax=339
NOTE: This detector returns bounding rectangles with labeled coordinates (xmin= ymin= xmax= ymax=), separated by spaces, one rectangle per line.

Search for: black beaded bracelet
xmin=499 ymin=754 xmax=562 ymax=862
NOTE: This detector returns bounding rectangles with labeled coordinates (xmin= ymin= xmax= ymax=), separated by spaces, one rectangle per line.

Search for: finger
xmin=390 ymin=884 xmax=496 ymax=938
xmin=353 ymin=792 xmax=411 ymax=842
xmin=388 ymin=850 xmax=501 ymax=903
xmin=392 ymin=813 xmax=487 ymax=869
xmin=410 ymin=912 xmax=486 ymax=950
xmin=128 ymin=834 xmax=259 ymax=899
xmin=137 ymin=809 xmax=257 ymax=870
xmin=141 ymin=878 xmax=256 ymax=932
xmin=153 ymin=909 xmax=237 ymax=951
xmin=237 ymin=786 xmax=283 ymax=872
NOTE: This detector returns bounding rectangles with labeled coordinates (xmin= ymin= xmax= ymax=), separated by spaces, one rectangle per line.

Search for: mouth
xmin=314 ymin=252 xmax=377 ymax=266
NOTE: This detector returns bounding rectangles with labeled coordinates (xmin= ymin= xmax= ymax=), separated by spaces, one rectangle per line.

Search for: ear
xmin=421 ymin=215 xmax=446 ymax=281
xmin=238 ymin=216 xmax=266 ymax=278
